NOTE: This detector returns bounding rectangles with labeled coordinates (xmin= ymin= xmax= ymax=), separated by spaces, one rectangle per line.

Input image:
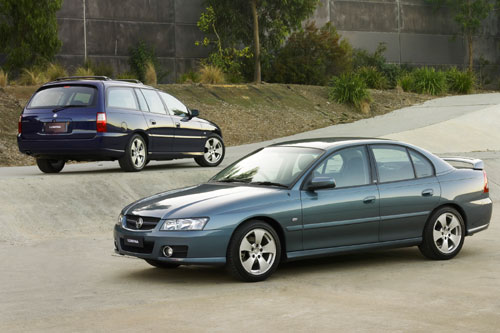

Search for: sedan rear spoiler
xmin=442 ymin=157 xmax=484 ymax=170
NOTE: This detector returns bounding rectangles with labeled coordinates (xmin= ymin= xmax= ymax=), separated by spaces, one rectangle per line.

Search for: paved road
xmin=1 ymin=93 xmax=499 ymax=332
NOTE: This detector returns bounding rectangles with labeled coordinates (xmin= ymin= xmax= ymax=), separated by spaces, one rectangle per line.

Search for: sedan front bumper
xmin=113 ymin=225 xmax=231 ymax=265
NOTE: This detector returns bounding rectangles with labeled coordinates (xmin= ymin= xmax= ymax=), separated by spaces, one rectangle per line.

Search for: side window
xmin=372 ymin=145 xmax=415 ymax=183
xmin=107 ymin=87 xmax=138 ymax=110
xmin=141 ymin=89 xmax=167 ymax=115
xmin=134 ymin=89 xmax=149 ymax=112
xmin=409 ymin=150 xmax=434 ymax=178
xmin=313 ymin=146 xmax=370 ymax=188
xmin=159 ymin=92 xmax=188 ymax=117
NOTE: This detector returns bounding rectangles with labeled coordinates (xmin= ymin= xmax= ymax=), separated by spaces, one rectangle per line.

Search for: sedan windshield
xmin=212 ymin=146 xmax=323 ymax=187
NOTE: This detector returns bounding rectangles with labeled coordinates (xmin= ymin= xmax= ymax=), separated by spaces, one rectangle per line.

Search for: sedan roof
xmin=271 ymin=137 xmax=390 ymax=150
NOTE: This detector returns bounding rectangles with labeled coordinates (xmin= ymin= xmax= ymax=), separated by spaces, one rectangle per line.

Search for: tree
xmin=0 ymin=0 xmax=62 ymax=70
xmin=200 ymin=0 xmax=319 ymax=83
xmin=426 ymin=0 xmax=495 ymax=71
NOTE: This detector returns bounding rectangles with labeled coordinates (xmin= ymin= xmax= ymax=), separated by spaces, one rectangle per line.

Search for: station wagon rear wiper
xmin=250 ymin=181 xmax=288 ymax=188
xmin=52 ymin=105 xmax=87 ymax=113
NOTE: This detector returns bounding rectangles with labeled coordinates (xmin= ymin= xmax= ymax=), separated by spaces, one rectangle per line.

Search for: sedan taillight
xmin=96 ymin=112 xmax=107 ymax=132
xmin=483 ymin=170 xmax=489 ymax=193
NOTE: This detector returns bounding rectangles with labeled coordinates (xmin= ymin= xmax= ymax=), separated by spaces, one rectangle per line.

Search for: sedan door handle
xmin=363 ymin=196 xmax=376 ymax=204
xmin=422 ymin=189 xmax=434 ymax=197
xmin=150 ymin=119 xmax=156 ymax=125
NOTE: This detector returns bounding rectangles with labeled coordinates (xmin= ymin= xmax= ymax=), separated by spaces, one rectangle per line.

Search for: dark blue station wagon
xmin=17 ymin=76 xmax=225 ymax=173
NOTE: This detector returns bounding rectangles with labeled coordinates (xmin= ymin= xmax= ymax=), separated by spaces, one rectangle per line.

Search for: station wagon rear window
xmin=28 ymin=86 xmax=97 ymax=108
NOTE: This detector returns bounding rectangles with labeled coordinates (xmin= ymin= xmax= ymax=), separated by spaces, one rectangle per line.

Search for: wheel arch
xmin=131 ymin=130 xmax=149 ymax=149
xmin=229 ymin=216 xmax=287 ymax=262
xmin=428 ymin=202 xmax=468 ymax=231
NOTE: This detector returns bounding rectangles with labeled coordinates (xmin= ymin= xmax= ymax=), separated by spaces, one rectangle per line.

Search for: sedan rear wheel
xmin=227 ymin=221 xmax=281 ymax=282
xmin=194 ymin=135 xmax=225 ymax=167
xmin=419 ymin=207 xmax=465 ymax=260
xmin=36 ymin=158 xmax=65 ymax=173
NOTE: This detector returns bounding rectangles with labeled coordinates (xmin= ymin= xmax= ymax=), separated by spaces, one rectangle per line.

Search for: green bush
xmin=45 ymin=63 xmax=67 ymax=81
xmin=446 ymin=67 xmax=475 ymax=94
xmin=356 ymin=66 xmax=388 ymax=89
xmin=410 ymin=67 xmax=447 ymax=95
xmin=129 ymin=41 xmax=156 ymax=82
xmin=397 ymin=74 xmax=414 ymax=92
xmin=271 ymin=22 xmax=352 ymax=85
xmin=87 ymin=60 xmax=114 ymax=77
xmin=380 ymin=63 xmax=409 ymax=89
xmin=329 ymin=73 xmax=370 ymax=107
xmin=353 ymin=43 xmax=387 ymax=70
xmin=177 ymin=70 xmax=200 ymax=83
xmin=116 ymin=72 xmax=138 ymax=80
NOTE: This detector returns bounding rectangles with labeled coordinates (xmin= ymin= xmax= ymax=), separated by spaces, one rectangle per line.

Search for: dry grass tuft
xmin=144 ymin=62 xmax=157 ymax=85
xmin=74 ymin=67 xmax=95 ymax=77
xmin=199 ymin=65 xmax=226 ymax=84
xmin=18 ymin=68 xmax=47 ymax=85
xmin=45 ymin=63 xmax=68 ymax=81
xmin=0 ymin=69 xmax=8 ymax=87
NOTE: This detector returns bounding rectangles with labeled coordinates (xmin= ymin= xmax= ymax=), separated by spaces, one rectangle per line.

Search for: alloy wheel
xmin=131 ymin=138 xmax=146 ymax=168
xmin=433 ymin=212 xmax=462 ymax=254
xmin=204 ymin=137 xmax=223 ymax=164
xmin=239 ymin=228 xmax=277 ymax=275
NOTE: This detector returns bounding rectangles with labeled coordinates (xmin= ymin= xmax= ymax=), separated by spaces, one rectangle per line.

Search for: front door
xmin=301 ymin=146 xmax=380 ymax=250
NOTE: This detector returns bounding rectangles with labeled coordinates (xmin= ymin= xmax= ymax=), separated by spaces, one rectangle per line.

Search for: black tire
xmin=226 ymin=220 xmax=281 ymax=282
xmin=119 ymin=134 xmax=147 ymax=172
xmin=195 ymin=134 xmax=225 ymax=167
xmin=36 ymin=158 xmax=65 ymax=173
xmin=419 ymin=207 xmax=465 ymax=260
xmin=144 ymin=259 xmax=180 ymax=269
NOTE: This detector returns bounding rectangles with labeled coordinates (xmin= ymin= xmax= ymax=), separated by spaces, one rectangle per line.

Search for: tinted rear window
xmin=29 ymin=86 xmax=97 ymax=109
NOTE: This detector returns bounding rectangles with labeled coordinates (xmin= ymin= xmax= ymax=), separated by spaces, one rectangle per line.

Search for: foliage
xmin=0 ymin=0 xmax=62 ymax=70
xmin=144 ymin=62 xmax=157 ymax=85
xmin=329 ymin=73 xmax=370 ymax=107
xmin=199 ymin=65 xmax=226 ymax=84
xmin=86 ymin=60 xmax=114 ymax=77
xmin=74 ymin=67 xmax=95 ymax=77
xmin=45 ymin=63 xmax=68 ymax=81
xmin=177 ymin=70 xmax=200 ymax=84
xmin=0 ymin=69 xmax=8 ymax=87
xmin=353 ymin=43 xmax=388 ymax=70
xmin=356 ymin=66 xmax=388 ymax=89
xmin=399 ymin=67 xmax=447 ymax=95
xmin=116 ymin=72 xmax=138 ymax=80
xmin=129 ymin=41 xmax=157 ymax=82
xmin=200 ymin=0 xmax=319 ymax=82
xmin=445 ymin=67 xmax=475 ymax=94
xmin=271 ymin=22 xmax=352 ymax=85
xmin=18 ymin=68 xmax=47 ymax=85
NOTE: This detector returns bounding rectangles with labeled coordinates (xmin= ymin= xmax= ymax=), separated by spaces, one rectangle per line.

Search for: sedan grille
xmin=125 ymin=215 xmax=161 ymax=231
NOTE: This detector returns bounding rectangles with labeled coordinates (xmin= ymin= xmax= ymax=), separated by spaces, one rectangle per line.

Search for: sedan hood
xmin=124 ymin=183 xmax=283 ymax=219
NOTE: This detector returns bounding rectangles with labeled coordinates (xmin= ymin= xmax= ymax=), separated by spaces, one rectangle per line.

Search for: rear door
xmin=21 ymin=84 xmax=100 ymax=140
xmin=159 ymin=91 xmax=205 ymax=153
xmin=371 ymin=144 xmax=440 ymax=241
xmin=301 ymin=146 xmax=380 ymax=250
xmin=140 ymin=89 xmax=175 ymax=153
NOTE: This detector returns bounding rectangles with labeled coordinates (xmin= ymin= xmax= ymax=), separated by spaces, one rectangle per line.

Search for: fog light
xmin=163 ymin=246 xmax=173 ymax=257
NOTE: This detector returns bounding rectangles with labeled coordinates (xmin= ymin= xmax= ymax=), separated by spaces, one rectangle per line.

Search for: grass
xmin=0 ymin=69 xmax=7 ymax=87
xmin=356 ymin=66 xmax=388 ymax=89
xmin=329 ymin=73 xmax=371 ymax=108
xmin=74 ymin=67 xmax=95 ymax=77
xmin=446 ymin=67 xmax=475 ymax=94
xmin=199 ymin=65 xmax=226 ymax=84
xmin=45 ymin=63 xmax=68 ymax=81
xmin=144 ymin=62 xmax=157 ymax=85
xmin=18 ymin=68 xmax=47 ymax=85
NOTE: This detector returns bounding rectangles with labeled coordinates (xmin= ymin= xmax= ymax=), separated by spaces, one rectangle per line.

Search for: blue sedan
xmin=114 ymin=138 xmax=492 ymax=282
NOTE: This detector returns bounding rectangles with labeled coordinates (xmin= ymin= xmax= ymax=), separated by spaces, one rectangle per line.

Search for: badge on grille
xmin=136 ymin=217 xmax=143 ymax=229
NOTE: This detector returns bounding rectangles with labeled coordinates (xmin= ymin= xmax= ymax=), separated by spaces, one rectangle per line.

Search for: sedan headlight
xmin=161 ymin=217 xmax=209 ymax=231
xmin=117 ymin=213 xmax=124 ymax=226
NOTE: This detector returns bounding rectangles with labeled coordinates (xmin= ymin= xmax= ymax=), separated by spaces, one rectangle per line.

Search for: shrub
xmin=397 ymin=74 xmax=414 ymax=92
xmin=271 ymin=22 xmax=352 ymax=85
xmin=353 ymin=43 xmax=387 ymax=70
xmin=74 ymin=67 xmax=94 ymax=77
xmin=88 ymin=61 xmax=114 ymax=77
xmin=45 ymin=63 xmax=68 ymax=81
xmin=356 ymin=66 xmax=388 ymax=89
xmin=199 ymin=65 xmax=226 ymax=84
xmin=129 ymin=41 xmax=156 ymax=82
xmin=380 ymin=63 xmax=409 ymax=89
xmin=144 ymin=62 xmax=157 ymax=85
xmin=410 ymin=67 xmax=447 ymax=95
xmin=446 ymin=67 xmax=475 ymax=94
xmin=116 ymin=72 xmax=139 ymax=80
xmin=0 ymin=69 xmax=8 ymax=87
xmin=18 ymin=68 xmax=47 ymax=85
xmin=329 ymin=73 xmax=370 ymax=107
xmin=177 ymin=70 xmax=200 ymax=83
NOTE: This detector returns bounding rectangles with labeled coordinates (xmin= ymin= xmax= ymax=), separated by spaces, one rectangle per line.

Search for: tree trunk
xmin=467 ymin=33 xmax=473 ymax=72
xmin=250 ymin=0 xmax=261 ymax=83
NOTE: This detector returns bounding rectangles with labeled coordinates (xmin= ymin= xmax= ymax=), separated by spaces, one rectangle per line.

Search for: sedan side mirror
xmin=307 ymin=176 xmax=336 ymax=191
xmin=189 ymin=109 xmax=199 ymax=118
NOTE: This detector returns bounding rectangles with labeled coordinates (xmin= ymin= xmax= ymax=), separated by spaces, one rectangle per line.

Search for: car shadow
xmin=50 ymin=161 xmax=203 ymax=176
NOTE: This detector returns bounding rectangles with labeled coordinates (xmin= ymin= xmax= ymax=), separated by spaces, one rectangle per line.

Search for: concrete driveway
xmin=0 ymin=93 xmax=499 ymax=332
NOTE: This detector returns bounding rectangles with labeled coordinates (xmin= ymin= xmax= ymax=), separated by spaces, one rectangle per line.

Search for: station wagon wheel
xmin=119 ymin=134 xmax=147 ymax=172
xmin=227 ymin=220 xmax=281 ymax=282
xmin=419 ymin=207 xmax=465 ymax=260
xmin=194 ymin=134 xmax=225 ymax=167
xmin=36 ymin=158 xmax=65 ymax=173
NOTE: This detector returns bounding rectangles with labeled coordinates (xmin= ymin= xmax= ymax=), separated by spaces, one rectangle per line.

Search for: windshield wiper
xmin=52 ymin=105 xmax=87 ymax=113
xmin=250 ymin=181 xmax=288 ymax=188
xmin=217 ymin=178 xmax=250 ymax=183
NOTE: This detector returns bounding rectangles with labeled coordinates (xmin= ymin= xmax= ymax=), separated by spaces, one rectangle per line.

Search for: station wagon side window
xmin=159 ymin=92 xmax=189 ymax=117
xmin=134 ymin=89 xmax=149 ymax=112
xmin=313 ymin=146 xmax=371 ymax=188
xmin=107 ymin=87 xmax=138 ymax=110
xmin=372 ymin=145 xmax=415 ymax=183
xmin=141 ymin=89 xmax=167 ymax=115
xmin=409 ymin=149 xmax=434 ymax=178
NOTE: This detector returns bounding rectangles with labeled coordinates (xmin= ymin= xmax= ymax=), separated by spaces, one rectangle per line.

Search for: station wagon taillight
xmin=18 ymin=115 xmax=22 ymax=134
xmin=483 ymin=170 xmax=489 ymax=193
xmin=96 ymin=112 xmax=107 ymax=132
